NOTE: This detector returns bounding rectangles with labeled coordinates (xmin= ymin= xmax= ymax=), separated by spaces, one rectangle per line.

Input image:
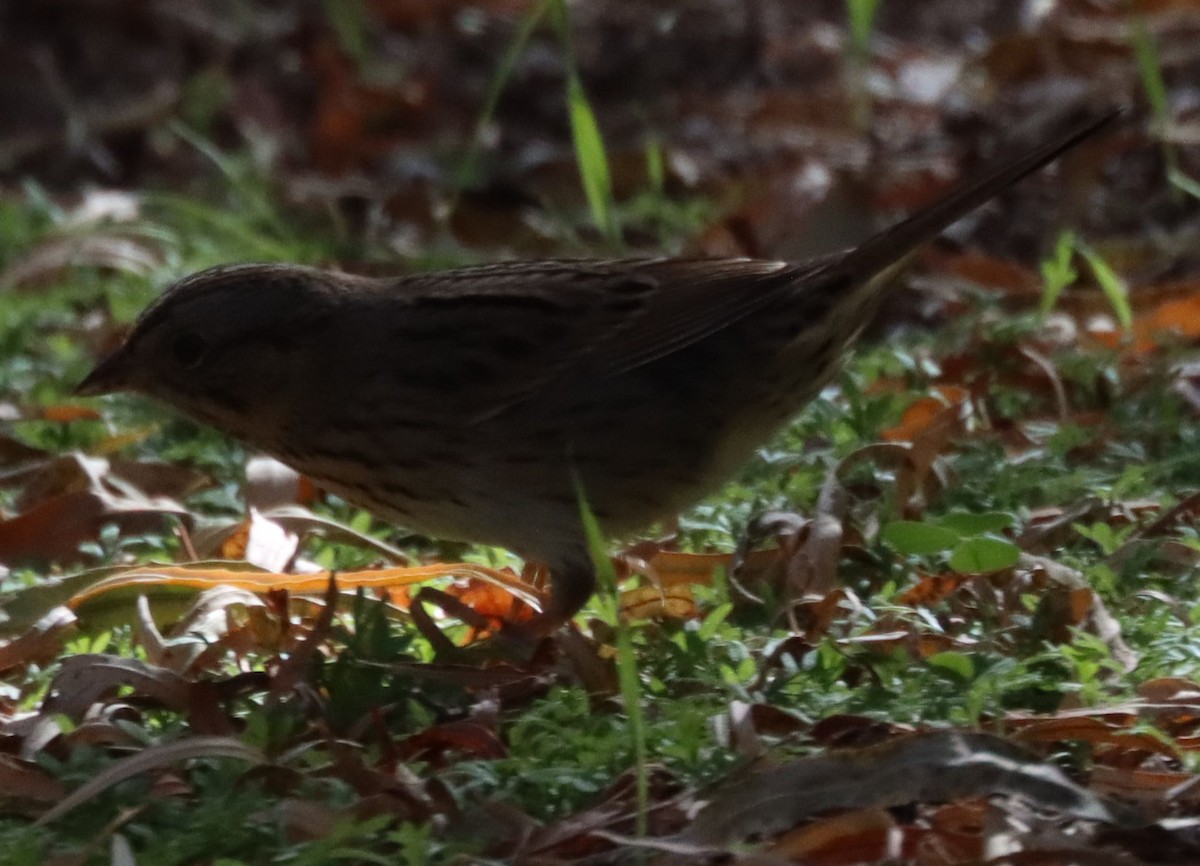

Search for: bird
xmin=76 ymin=108 xmax=1118 ymax=637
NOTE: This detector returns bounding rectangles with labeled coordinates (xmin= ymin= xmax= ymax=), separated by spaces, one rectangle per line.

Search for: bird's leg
xmin=505 ymin=555 xmax=597 ymax=639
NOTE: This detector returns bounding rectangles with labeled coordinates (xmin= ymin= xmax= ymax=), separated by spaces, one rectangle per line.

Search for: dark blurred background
xmin=1 ymin=1 xmax=1196 ymax=274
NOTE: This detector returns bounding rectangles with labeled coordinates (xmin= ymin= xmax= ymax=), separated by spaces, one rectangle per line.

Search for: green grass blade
xmin=645 ymin=135 xmax=665 ymax=195
xmin=322 ymin=0 xmax=371 ymax=69
xmin=450 ymin=0 xmax=551 ymax=203
xmin=1132 ymin=19 xmax=1169 ymax=124
xmin=1076 ymin=240 xmax=1133 ymax=333
xmin=573 ymin=473 xmax=647 ymax=838
xmin=551 ymin=0 xmax=619 ymax=247
xmin=846 ymin=0 xmax=881 ymax=63
xmin=1130 ymin=19 xmax=1199 ymax=201
xmin=1039 ymin=230 xmax=1078 ymax=315
xmin=565 ymin=74 xmax=618 ymax=244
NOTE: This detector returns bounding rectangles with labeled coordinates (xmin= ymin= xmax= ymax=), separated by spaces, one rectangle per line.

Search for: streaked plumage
xmin=77 ymin=109 xmax=1118 ymax=633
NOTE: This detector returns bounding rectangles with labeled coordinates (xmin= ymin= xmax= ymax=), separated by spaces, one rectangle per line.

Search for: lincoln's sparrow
xmin=76 ymin=110 xmax=1117 ymax=634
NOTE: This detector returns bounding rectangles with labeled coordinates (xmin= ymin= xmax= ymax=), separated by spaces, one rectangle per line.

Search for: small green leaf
xmin=1131 ymin=19 xmax=1195 ymax=203
xmin=948 ymin=536 xmax=1021 ymax=573
xmin=645 ymin=135 xmax=665 ymax=194
xmin=1073 ymin=521 xmax=1120 ymax=556
xmin=1167 ymin=164 xmax=1200 ymax=201
xmin=566 ymin=73 xmax=617 ymax=243
xmin=881 ymin=521 xmax=961 ymax=555
xmin=927 ymin=651 xmax=976 ymax=681
xmin=1076 ymin=241 xmax=1132 ymax=333
xmin=698 ymin=602 xmax=733 ymax=641
xmin=939 ymin=510 xmax=1015 ymax=536
xmin=1132 ymin=18 xmax=1169 ymax=129
xmin=1039 ymin=230 xmax=1077 ymax=314
xmin=846 ymin=0 xmax=881 ymax=62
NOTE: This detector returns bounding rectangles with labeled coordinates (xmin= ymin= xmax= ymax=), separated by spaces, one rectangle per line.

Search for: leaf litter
xmin=2 ymin=0 xmax=1200 ymax=863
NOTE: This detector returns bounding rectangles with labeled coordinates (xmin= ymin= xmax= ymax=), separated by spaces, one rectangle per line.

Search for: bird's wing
xmin=570 ymin=256 xmax=834 ymax=377
xmin=370 ymin=257 xmax=813 ymax=422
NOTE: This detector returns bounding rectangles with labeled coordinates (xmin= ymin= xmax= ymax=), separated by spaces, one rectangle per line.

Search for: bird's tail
xmin=838 ymin=106 xmax=1120 ymax=282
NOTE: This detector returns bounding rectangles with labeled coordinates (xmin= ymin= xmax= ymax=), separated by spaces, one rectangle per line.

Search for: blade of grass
xmin=645 ymin=135 xmax=665 ymax=195
xmin=1167 ymin=165 xmax=1200 ymax=200
xmin=1076 ymin=240 xmax=1132 ymax=333
xmin=145 ymin=193 xmax=300 ymax=262
xmin=574 ymin=473 xmax=647 ymax=839
xmin=551 ymin=0 xmax=620 ymax=247
xmin=565 ymin=73 xmax=619 ymax=245
xmin=1040 ymin=232 xmax=1131 ymax=334
xmin=448 ymin=0 xmax=620 ymax=245
xmin=846 ymin=0 xmax=881 ymax=65
xmin=1039 ymin=230 xmax=1077 ymax=315
xmin=322 ymin=0 xmax=371 ymax=70
xmin=844 ymin=0 xmax=880 ymax=128
xmin=1132 ymin=19 xmax=1199 ymax=202
xmin=449 ymin=0 xmax=552 ymax=208
xmin=167 ymin=121 xmax=293 ymax=245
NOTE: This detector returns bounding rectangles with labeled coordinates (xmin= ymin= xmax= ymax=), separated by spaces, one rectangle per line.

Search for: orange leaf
xmin=645 ymin=550 xmax=733 ymax=587
xmin=641 ymin=548 xmax=781 ymax=587
xmin=882 ymin=386 xmax=970 ymax=442
xmin=219 ymin=520 xmax=252 ymax=561
xmin=769 ymin=808 xmax=897 ymax=865
xmin=1131 ymin=294 xmax=1200 ymax=354
xmin=41 ymin=404 xmax=102 ymax=423
xmin=897 ymin=572 xmax=968 ymax=607
xmin=1089 ymin=287 xmax=1200 ymax=355
xmin=67 ymin=562 xmax=539 ymax=611
xmin=1090 ymin=764 xmax=1193 ymax=801
xmin=928 ymin=249 xmax=1042 ymax=296
xmin=443 ymin=578 xmax=523 ymax=620
xmin=619 ymin=583 xmax=697 ymax=620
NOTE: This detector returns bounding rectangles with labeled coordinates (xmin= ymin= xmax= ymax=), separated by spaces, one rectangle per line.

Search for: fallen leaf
xmin=683 ymin=731 xmax=1125 ymax=847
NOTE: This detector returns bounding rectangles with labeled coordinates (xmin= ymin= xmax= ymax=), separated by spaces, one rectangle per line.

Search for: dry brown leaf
xmin=717 ymin=700 xmax=807 ymax=759
xmin=0 ymin=489 xmax=188 ymax=566
xmin=396 ymin=719 xmax=507 ymax=763
xmin=1020 ymin=554 xmax=1139 ymax=672
xmin=268 ymin=574 xmax=337 ymax=703
xmin=0 ymin=754 xmax=68 ymax=804
xmin=42 ymin=654 xmax=191 ymax=719
xmin=0 ymin=606 xmax=77 ymax=674
xmin=0 ymin=233 xmax=161 ymax=291
xmin=618 ymin=583 xmax=697 ymax=620
xmin=682 ymin=731 xmax=1124 ymax=848
xmin=898 ymin=572 xmax=970 ymax=607
xmin=788 ymin=461 xmax=848 ymax=597
xmin=39 ymin=404 xmax=102 ymax=423
xmin=1090 ymin=765 xmax=1197 ymax=804
xmin=767 ymin=807 xmax=899 ymax=864
xmin=927 ymin=249 xmax=1043 ymax=297
xmin=883 ymin=385 xmax=971 ymax=444
xmin=1012 ymin=717 xmax=1179 ymax=761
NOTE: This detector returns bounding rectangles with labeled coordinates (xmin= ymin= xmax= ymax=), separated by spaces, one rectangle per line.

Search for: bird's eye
xmin=171 ymin=332 xmax=208 ymax=369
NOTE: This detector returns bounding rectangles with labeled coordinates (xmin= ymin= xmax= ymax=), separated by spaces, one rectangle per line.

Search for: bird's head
xmin=76 ymin=263 xmax=343 ymax=433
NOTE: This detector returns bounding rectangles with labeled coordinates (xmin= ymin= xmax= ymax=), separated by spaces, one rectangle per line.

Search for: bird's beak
xmin=74 ymin=345 xmax=135 ymax=397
